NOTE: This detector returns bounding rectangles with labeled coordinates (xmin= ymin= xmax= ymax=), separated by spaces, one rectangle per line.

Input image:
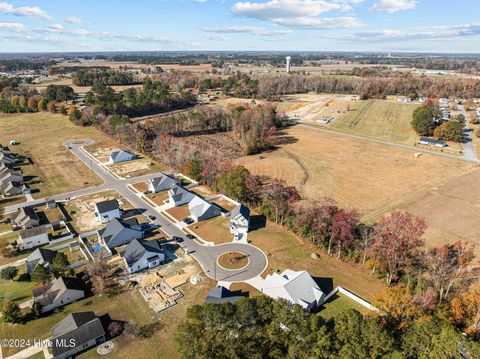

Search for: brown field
xmin=107 ymin=158 xmax=164 ymax=178
xmin=165 ymin=205 xmax=190 ymax=222
xmin=146 ymin=191 xmax=169 ymax=206
xmin=55 ymin=60 xmax=213 ymax=73
xmin=0 ymin=112 xmax=123 ymax=199
xmin=29 ymin=77 xmax=144 ymax=94
xmin=209 ymin=197 xmax=238 ymax=212
xmin=132 ymin=181 xmax=147 ymax=193
xmin=236 ymin=126 xmax=478 ymax=250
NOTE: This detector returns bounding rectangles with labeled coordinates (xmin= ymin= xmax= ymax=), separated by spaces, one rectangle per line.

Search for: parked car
xmin=183 ymin=217 xmax=194 ymax=225
xmin=148 ymin=215 xmax=156 ymax=221
xmin=172 ymin=236 xmax=183 ymax=243
xmin=186 ymin=234 xmax=196 ymax=240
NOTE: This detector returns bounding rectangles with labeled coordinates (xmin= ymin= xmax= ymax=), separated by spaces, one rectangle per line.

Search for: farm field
xmin=29 ymin=77 xmax=143 ymax=94
xmin=236 ymin=126 xmax=477 ymax=250
xmin=329 ymin=99 xmax=420 ymax=146
xmin=0 ymin=112 xmax=120 ymax=199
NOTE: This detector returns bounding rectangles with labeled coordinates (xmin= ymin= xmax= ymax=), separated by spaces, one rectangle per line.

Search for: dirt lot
xmin=65 ymin=190 xmax=132 ymax=232
xmin=107 ymin=158 xmax=163 ymax=178
xmin=236 ymin=126 xmax=477 ymax=248
xmin=146 ymin=191 xmax=169 ymax=206
xmin=209 ymin=197 xmax=238 ymax=212
xmin=0 ymin=112 xmax=121 ymax=198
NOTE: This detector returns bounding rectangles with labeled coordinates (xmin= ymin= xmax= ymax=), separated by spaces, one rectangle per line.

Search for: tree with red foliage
xmin=261 ymin=179 xmax=300 ymax=225
xmin=330 ymin=208 xmax=360 ymax=257
xmin=371 ymin=211 xmax=426 ymax=286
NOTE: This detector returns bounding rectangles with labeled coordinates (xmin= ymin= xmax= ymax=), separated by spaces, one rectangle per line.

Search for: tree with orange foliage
xmin=373 ymin=286 xmax=424 ymax=330
xmin=451 ymin=285 xmax=480 ymax=339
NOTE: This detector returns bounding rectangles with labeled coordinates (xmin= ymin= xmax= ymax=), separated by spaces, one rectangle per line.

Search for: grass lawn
xmin=329 ymin=99 xmax=420 ymax=145
xmin=146 ymin=191 xmax=169 ymax=206
xmin=0 ymin=112 xmax=122 ymax=199
xmin=132 ymin=182 xmax=147 ymax=193
xmin=318 ymin=293 xmax=371 ymax=319
xmin=189 ymin=216 xmax=232 ymax=244
xmin=247 ymin=218 xmax=385 ymax=301
xmin=0 ymin=266 xmax=37 ymax=305
xmin=165 ymin=206 xmax=189 ymax=222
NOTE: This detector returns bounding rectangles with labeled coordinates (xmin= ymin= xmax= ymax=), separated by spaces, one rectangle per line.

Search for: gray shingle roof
xmin=98 ymin=217 xmax=143 ymax=246
xmin=231 ymin=204 xmax=250 ymax=220
xmin=121 ymin=238 xmax=163 ymax=266
xmin=25 ymin=248 xmax=56 ymax=274
xmin=95 ymin=199 xmax=119 ymax=214
xmin=51 ymin=312 xmax=105 ymax=357
xmin=205 ymin=286 xmax=244 ymax=304
xmin=33 ymin=276 xmax=85 ymax=306
xmin=20 ymin=225 xmax=47 ymax=239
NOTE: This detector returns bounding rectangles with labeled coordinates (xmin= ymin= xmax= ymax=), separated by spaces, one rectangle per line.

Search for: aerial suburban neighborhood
xmin=1 ymin=0 xmax=480 ymax=358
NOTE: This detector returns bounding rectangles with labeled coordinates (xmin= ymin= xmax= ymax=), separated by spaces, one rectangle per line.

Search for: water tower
xmin=286 ymin=56 xmax=291 ymax=73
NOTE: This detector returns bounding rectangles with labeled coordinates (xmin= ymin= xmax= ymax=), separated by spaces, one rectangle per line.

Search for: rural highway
xmin=297 ymin=122 xmax=480 ymax=165
xmin=4 ymin=139 xmax=268 ymax=283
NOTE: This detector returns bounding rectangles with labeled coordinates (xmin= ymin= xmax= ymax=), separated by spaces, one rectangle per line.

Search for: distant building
xmin=17 ymin=225 xmax=49 ymax=250
xmin=147 ymin=173 xmax=180 ymax=193
xmin=33 ymin=276 xmax=85 ymax=313
xmin=230 ymin=204 xmax=250 ymax=242
xmin=120 ymin=238 xmax=165 ymax=273
xmin=286 ymin=56 xmax=291 ymax=73
xmin=418 ymin=137 xmax=447 ymax=148
xmin=50 ymin=312 xmax=105 ymax=359
xmin=260 ymin=269 xmax=325 ymax=311
xmin=98 ymin=217 xmax=144 ymax=249
xmin=168 ymin=185 xmax=195 ymax=207
xmin=94 ymin=199 xmax=121 ymax=224
xmin=188 ymin=196 xmax=221 ymax=222
xmin=109 ymin=148 xmax=135 ymax=164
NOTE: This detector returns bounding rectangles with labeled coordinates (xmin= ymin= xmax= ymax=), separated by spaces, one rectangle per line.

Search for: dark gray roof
xmin=33 ymin=276 xmax=85 ymax=306
xmin=25 ymin=248 xmax=56 ymax=274
xmin=149 ymin=174 xmax=179 ymax=190
xmin=231 ymin=204 xmax=250 ymax=220
xmin=98 ymin=217 xmax=142 ymax=246
xmin=110 ymin=149 xmax=134 ymax=161
xmin=95 ymin=199 xmax=119 ymax=214
xmin=51 ymin=312 xmax=105 ymax=357
xmin=205 ymin=286 xmax=244 ymax=304
xmin=11 ymin=206 xmax=38 ymax=225
xmin=121 ymin=238 xmax=163 ymax=266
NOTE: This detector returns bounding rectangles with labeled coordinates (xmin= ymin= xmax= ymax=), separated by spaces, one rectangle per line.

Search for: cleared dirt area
xmin=236 ymin=126 xmax=476 ymax=235
xmin=0 ymin=112 xmax=120 ymax=199
xmin=107 ymin=158 xmax=163 ymax=178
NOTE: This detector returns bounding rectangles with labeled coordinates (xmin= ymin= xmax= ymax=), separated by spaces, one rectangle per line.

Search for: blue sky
xmin=0 ymin=0 xmax=478 ymax=53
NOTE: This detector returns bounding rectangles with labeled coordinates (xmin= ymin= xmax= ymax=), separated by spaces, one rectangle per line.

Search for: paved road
xmin=4 ymin=139 xmax=267 ymax=283
xmin=297 ymin=123 xmax=480 ymax=165
xmin=458 ymin=105 xmax=478 ymax=161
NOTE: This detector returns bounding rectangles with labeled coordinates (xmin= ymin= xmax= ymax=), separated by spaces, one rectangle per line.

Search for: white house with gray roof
xmin=98 ymin=217 xmax=144 ymax=249
xmin=188 ymin=196 xmax=221 ymax=222
xmin=168 ymin=185 xmax=195 ymax=207
xmin=94 ymin=199 xmax=121 ymax=224
xmin=260 ymin=270 xmax=325 ymax=311
xmin=147 ymin=173 xmax=180 ymax=193
xmin=109 ymin=148 xmax=135 ymax=164
xmin=120 ymin=238 xmax=165 ymax=273
xmin=10 ymin=206 xmax=39 ymax=229
xmin=230 ymin=204 xmax=250 ymax=242
xmin=0 ymin=171 xmax=23 ymax=186
xmin=25 ymin=248 xmax=56 ymax=275
xmin=50 ymin=312 xmax=105 ymax=359
xmin=33 ymin=276 xmax=85 ymax=313
xmin=17 ymin=225 xmax=49 ymax=250
xmin=0 ymin=152 xmax=16 ymax=165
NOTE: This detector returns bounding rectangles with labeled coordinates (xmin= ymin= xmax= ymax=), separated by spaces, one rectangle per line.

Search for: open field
xmin=0 ymin=266 xmax=37 ymax=305
xmin=55 ymin=60 xmax=213 ymax=73
xmin=237 ymin=126 xmax=477 ymax=249
xmin=329 ymin=99 xmax=420 ymax=145
xmin=29 ymin=77 xmax=143 ymax=94
xmin=0 ymin=112 xmax=122 ymax=199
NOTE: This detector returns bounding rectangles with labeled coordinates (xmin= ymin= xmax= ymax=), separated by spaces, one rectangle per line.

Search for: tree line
xmin=73 ymin=68 xmax=139 ymax=86
xmin=175 ymin=296 xmax=480 ymax=359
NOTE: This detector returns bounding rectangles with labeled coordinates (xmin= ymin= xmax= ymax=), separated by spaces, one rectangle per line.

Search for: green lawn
xmin=318 ymin=293 xmax=371 ymax=320
xmin=330 ymin=99 xmax=420 ymax=145
xmin=0 ymin=266 xmax=36 ymax=305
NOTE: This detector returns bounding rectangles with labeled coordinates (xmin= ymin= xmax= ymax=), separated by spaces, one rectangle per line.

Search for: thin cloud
xmin=0 ymin=22 xmax=26 ymax=32
xmin=0 ymin=2 xmax=51 ymax=20
xmin=370 ymin=0 xmax=417 ymax=13
xmin=202 ymin=25 xmax=292 ymax=36
xmin=65 ymin=16 xmax=86 ymax=24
